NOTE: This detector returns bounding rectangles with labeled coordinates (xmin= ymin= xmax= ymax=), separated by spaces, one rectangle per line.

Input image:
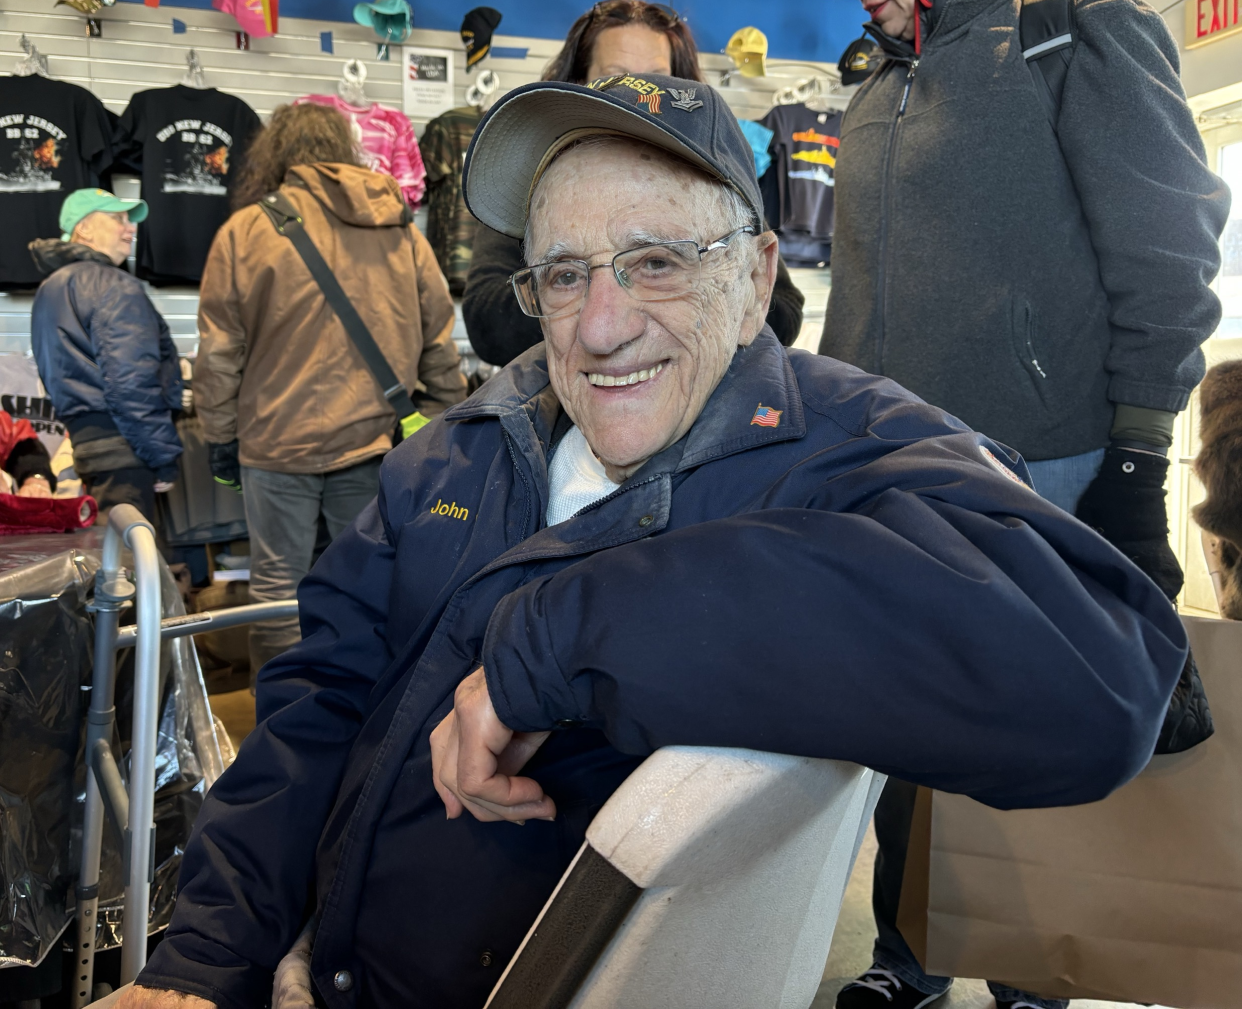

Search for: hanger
xmin=181 ymin=49 xmax=208 ymax=89
xmin=337 ymin=59 xmax=372 ymax=108
xmin=773 ymin=76 xmax=843 ymax=112
xmin=465 ymin=68 xmax=499 ymax=109
xmin=14 ymin=35 xmax=51 ymax=78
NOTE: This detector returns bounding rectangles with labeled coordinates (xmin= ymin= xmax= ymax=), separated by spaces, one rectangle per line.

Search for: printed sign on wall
xmin=403 ymin=46 xmax=455 ymax=119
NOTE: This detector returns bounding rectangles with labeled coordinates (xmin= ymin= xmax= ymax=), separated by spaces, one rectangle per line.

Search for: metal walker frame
xmin=70 ymin=504 xmax=298 ymax=1007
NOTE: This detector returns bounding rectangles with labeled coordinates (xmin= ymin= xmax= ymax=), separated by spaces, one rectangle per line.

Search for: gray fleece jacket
xmin=818 ymin=0 xmax=1230 ymax=461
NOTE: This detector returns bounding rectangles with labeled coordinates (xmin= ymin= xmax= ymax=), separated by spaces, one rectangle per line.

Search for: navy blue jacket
xmin=140 ymin=332 xmax=1186 ymax=1009
xmin=29 ymin=241 xmax=182 ymax=474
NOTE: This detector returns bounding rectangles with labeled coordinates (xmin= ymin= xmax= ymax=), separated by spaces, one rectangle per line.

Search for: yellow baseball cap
xmin=726 ymin=27 xmax=768 ymax=78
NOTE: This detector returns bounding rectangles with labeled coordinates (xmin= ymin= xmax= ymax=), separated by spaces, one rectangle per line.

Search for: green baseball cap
xmin=59 ymin=188 xmax=148 ymax=241
xmin=353 ymin=0 xmax=412 ymax=41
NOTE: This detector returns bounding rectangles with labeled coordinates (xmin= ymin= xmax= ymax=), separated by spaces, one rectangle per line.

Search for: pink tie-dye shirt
xmin=294 ymin=94 xmax=427 ymax=206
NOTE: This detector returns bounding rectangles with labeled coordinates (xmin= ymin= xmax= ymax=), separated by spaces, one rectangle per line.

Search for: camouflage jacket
xmin=421 ymin=106 xmax=482 ymax=295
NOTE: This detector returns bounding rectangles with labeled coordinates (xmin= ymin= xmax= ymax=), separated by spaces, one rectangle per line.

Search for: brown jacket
xmin=195 ymin=163 xmax=466 ymax=474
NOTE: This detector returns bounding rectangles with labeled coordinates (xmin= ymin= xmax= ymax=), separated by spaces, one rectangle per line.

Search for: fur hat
xmin=1193 ymin=359 xmax=1242 ymax=619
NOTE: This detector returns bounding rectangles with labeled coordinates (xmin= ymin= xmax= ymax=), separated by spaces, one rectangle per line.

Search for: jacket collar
xmin=443 ymin=327 xmax=806 ymax=479
xmin=27 ymin=238 xmax=115 ymax=277
xmin=929 ymin=0 xmax=1008 ymax=39
xmin=863 ymin=0 xmax=1002 ymax=60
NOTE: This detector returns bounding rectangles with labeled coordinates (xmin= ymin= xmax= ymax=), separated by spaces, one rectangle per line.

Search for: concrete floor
xmin=206 ymin=689 xmax=1152 ymax=1009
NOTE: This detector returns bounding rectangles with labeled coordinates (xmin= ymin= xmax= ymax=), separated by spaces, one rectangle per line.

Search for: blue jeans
xmin=870 ymin=448 xmax=1104 ymax=1008
xmin=241 ymin=457 xmax=382 ymax=674
xmin=1025 ymin=448 xmax=1106 ymax=514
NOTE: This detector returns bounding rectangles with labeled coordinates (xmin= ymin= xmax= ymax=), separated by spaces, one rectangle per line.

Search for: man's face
xmin=527 ymin=143 xmax=771 ymax=482
xmin=74 ymin=210 xmax=137 ymax=266
xmin=863 ymin=0 xmax=917 ymax=40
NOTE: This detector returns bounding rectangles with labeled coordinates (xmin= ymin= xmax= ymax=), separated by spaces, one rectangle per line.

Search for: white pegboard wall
xmin=0 ymin=0 xmax=840 ymax=359
xmin=0 ymin=0 xmax=843 ymax=131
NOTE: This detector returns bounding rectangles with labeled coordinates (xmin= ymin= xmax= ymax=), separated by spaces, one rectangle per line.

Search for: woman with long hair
xmin=228 ymin=102 xmax=358 ymax=210
xmin=462 ymin=0 xmax=805 ymax=366
xmin=196 ymin=102 xmax=466 ymax=677
xmin=541 ymin=0 xmax=702 ymax=83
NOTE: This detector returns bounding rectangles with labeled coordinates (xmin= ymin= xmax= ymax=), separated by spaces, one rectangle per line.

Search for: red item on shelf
xmin=0 ymin=494 xmax=97 ymax=535
xmin=0 ymin=412 xmax=37 ymax=465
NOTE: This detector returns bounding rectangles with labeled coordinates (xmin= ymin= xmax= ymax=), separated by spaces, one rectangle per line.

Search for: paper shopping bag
xmin=898 ymin=615 xmax=1242 ymax=1009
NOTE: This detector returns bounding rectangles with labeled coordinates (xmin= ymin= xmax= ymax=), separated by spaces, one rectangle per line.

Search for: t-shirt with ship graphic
xmin=758 ymin=104 xmax=842 ymax=267
xmin=114 ymin=86 xmax=261 ymax=285
xmin=0 ymin=74 xmax=113 ymax=289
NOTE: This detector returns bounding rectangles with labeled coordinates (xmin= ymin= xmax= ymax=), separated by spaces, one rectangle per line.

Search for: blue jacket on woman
xmin=29 ymin=240 xmax=182 ymax=476
xmin=139 ymin=332 xmax=1186 ymax=1009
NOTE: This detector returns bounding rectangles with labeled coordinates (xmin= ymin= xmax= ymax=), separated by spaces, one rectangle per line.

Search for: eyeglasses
xmin=589 ymin=2 xmax=683 ymax=25
xmin=510 ymin=226 xmax=755 ymax=320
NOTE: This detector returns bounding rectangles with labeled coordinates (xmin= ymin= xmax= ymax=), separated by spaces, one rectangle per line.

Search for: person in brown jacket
xmin=195 ymin=103 xmax=466 ymax=675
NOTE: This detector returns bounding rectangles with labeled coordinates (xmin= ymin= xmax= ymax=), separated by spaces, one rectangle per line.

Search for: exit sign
xmin=1187 ymin=0 xmax=1242 ymax=47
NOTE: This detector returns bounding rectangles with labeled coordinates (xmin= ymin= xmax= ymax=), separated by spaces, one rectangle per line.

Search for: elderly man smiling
xmin=126 ymin=76 xmax=1186 ymax=1009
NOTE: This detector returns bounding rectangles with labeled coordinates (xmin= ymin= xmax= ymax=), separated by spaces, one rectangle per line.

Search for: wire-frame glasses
xmin=510 ymin=226 xmax=755 ymax=320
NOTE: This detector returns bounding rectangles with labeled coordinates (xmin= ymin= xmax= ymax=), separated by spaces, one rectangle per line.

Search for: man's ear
xmin=738 ymin=231 xmax=780 ymax=347
xmin=70 ymin=214 xmax=93 ymax=246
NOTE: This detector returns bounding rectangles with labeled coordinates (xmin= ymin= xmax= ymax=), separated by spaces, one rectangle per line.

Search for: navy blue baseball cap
xmin=462 ymin=73 xmax=764 ymax=239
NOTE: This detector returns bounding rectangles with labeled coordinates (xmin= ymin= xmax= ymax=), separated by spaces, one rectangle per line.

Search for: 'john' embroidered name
xmin=430 ymin=499 xmax=470 ymax=521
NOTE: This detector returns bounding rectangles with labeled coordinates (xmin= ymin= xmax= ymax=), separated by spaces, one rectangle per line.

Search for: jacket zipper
xmin=501 ymin=428 xmax=534 ymax=538
xmin=1026 ymin=340 xmax=1047 ymax=379
xmin=875 ymin=58 xmax=918 ymax=370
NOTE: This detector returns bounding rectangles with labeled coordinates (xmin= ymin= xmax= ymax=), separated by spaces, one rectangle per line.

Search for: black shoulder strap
xmin=1020 ymin=0 xmax=1076 ymax=127
xmin=259 ymin=191 xmax=418 ymax=422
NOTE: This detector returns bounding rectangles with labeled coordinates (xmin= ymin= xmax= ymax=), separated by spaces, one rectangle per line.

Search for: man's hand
xmin=207 ymin=440 xmax=242 ymax=493
xmin=115 ymin=984 xmax=215 ymax=1009
xmin=430 ymin=667 xmax=555 ymax=823
xmin=17 ymin=475 xmax=52 ymax=498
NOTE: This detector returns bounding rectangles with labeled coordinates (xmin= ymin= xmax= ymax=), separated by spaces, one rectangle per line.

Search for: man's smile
xmin=585 ymin=361 xmax=667 ymax=388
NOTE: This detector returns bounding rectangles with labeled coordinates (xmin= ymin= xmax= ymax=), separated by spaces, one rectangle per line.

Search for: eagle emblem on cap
xmin=668 ymin=88 xmax=704 ymax=112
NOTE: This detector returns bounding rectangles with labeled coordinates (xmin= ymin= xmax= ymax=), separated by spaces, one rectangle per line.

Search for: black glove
xmin=1077 ymin=446 xmax=1215 ymax=755
xmin=208 ymin=440 xmax=242 ymax=493
xmin=1075 ymin=446 xmax=1183 ymax=600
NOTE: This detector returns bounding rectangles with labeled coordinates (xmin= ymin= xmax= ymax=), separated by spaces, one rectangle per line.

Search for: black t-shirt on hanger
xmin=0 ymin=74 xmax=113 ymax=290
xmin=114 ymin=85 xmax=262 ymax=285
xmin=758 ymin=104 xmax=842 ymax=267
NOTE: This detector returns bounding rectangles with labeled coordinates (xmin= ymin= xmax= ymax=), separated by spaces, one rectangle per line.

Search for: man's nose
xmin=576 ymin=267 xmax=645 ymax=356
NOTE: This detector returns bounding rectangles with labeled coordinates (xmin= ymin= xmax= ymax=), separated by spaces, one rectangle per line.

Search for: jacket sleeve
xmin=137 ymin=489 xmax=400 ymax=1009
xmin=410 ymin=227 xmax=467 ymax=415
xmin=767 ymin=255 xmax=806 ymax=347
xmin=483 ymin=432 xmax=1187 ymax=811
xmin=77 ymin=271 xmax=183 ymax=471
xmin=194 ymin=225 xmax=248 ymax=445
xmin=1057 ymin=0 xmax=1230 ymax=413
xmin=461 ymin=224 xmax=544 ymax=367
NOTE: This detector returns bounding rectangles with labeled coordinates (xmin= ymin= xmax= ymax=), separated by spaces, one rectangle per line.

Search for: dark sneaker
xmin=837 ymin=966 xmax=949 ymax=1009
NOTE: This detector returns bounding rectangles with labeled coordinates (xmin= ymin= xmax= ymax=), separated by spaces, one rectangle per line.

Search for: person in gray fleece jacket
xmin=823 ymin=1 xmax=1230 ymax=1009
